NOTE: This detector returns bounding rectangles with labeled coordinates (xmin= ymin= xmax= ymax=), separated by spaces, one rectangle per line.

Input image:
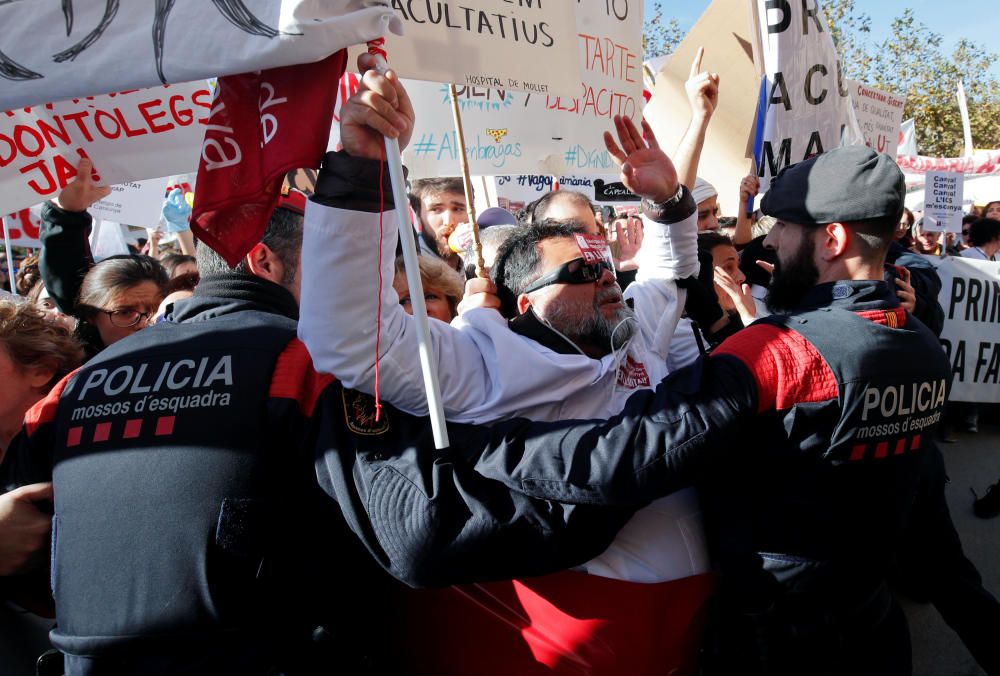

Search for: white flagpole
xmin=370 ymin=50 xmax=450 ymax=449
xmin=2 ymin=218 xmax=17 ymax=296
xmin=957 ymin=80 xmax=974 ymax=158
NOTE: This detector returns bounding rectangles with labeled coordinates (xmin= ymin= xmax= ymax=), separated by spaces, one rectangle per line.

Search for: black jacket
xmin=38 ymin=201 xmax=93 ymax=317
xmin=886 ymin=240 xmax=945 ymax=336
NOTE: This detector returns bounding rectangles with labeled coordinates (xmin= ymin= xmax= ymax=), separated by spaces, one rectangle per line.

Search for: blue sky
xmin=646 ymin=1 xmax=1000 ymax=77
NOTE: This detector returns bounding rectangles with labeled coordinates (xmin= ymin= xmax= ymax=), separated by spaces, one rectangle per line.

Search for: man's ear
xmin=516 ymin=293 xmax=533 ymax=315
xmin=820 ymin=222 xmax=850 ymax=261
xmin=245 ymin=242 xmax=284 ymax=285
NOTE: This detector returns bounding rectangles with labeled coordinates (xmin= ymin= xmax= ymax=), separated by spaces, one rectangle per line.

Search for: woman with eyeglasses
xmin=36 ymin=158 xmax=171 ymax=359
xmin=73 ymin=256 xmax=169 ymax=358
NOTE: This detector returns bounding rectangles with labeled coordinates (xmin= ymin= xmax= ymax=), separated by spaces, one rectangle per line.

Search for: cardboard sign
xmin=846 ymin=80 xmax=906 ymax=159
xmin=643 ymin=0 xmax=759 ymax=216
xmin=380 ymin=0 xmax=581 ymax=98
xmin=89 ymin=177 xmax=170 ymax=227
xmin=0 ymin=81 xmax=210 ymax=215
xmin=922 ymin=171 xmax=965 ymax=233
xmin=0 ymin=1 xmax=397 ymax=111
xmin=398 ymin=0 xmax=644 ymax=177
xmin=2 ymin=206 xmax=42 ymax=248
xmin=928 ymin=255 xmax=1000 ymax=403
xmin=753 ymin=0 xmax=864 ymax=192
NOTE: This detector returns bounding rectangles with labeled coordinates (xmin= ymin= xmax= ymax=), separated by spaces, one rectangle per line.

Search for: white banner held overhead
xmin=922 ymin=171 xmax=964 ymax=233
xmin=846 ymin=80 xmax=906 ymax=160
xmin=0 ymin=82 xmax=210 ymax=216
xmin=89 ymin=177 xmax=171 ymax=227
xmin=753 ymin=0 xmax=863 ymax=192
xmin=380 ymin=0 xmax=581 ymax=98
xmin=929 ymin=256 xmax=1000 ymax=403
xmin=0 ymin=2 xmax=397 ymax=111
xmin=399 ymin=0 xmax=645 ymax=177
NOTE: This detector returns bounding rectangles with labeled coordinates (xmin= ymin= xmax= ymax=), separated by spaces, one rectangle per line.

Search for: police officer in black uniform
xmin=442 ymin=145 xmax=1000 ymax=675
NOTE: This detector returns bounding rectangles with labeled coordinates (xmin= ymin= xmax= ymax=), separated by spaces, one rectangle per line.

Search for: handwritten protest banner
xmin=0 ymin=82 xmax=210 ymax=215
xmin=753 ymin=0 xmax=863 ymax=191
xmin=397 ymin=0 xmax=644 ymax=177
xmin=488 ymin=174 xmax=636 ymax=212
xmin=928 ymin=256 xmax=1000 ymax=403
xmin=898 ymin=150 xmax=1000 ymax=177
xmin=380 ymin=0 xmax=581 ymax=98
xmin=2 ymin=206 xmax=42 ymax=248
xmin=922 ymin=171 xmax=965 ymax=233
xmin=88 ymin=178 xmax=171 ymax=227
xmin=0 ymin=2 xmax=396 ymax=112
xmin=846 ymin=80 xmax=906 ymax=159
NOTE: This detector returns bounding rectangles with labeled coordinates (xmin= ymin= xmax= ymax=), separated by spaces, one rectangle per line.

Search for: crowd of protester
xmin=0 ymin=50 xmax=998 ymax=676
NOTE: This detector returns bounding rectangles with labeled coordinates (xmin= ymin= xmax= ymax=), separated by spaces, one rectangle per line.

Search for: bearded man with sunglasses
xmin=299 ymin=60 xmax=709 ymax=675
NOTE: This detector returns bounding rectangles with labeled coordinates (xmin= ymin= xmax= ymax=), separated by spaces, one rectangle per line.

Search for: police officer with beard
xmin=442 ymin=146 xmax=1000 ymax=675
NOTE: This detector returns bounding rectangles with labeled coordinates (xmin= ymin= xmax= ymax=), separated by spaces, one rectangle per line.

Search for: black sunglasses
xmin=522 ymin=257 xmax=614 ymax=294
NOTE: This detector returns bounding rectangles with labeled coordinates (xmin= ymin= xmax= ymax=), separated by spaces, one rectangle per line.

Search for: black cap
xmin=761 ymin=146 xmax=905 ymax=226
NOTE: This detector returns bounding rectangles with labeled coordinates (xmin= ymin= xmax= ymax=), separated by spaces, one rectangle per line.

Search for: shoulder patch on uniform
xmin=269 ymin=339 xmax=336 ymax=417
xmin=24 ymin=369 xmax=79 ymax=437
xmin=714 ymin=323 xmax=839 ymax=413
xmin=342 ymin=389 xmax=390 ymax=436
xmin=855 ymin=307 xmax=907 ymax=329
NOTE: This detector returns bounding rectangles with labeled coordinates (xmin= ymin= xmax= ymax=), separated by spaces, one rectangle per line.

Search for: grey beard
xmin=542 ymin=295 xmax=636 ymax=357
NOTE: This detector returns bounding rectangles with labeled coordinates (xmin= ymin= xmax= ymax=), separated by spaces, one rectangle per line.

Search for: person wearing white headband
xmin=692 ymin=177 xmax=720 ymax=231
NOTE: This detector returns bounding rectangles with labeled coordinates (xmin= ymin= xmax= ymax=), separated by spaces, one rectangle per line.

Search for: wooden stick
xmin=480 ymin=175 xmax=491 ymax=208
xmin=448 ymin=83 xmax=486 ymax=278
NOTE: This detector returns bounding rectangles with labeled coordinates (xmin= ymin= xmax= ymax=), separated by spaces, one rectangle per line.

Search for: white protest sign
xmin=846 ymin=80 xmax=906 ymax=159
xmin=922 ymin=171 xmax=965 ymax=233
xmin=0 ymin=81 xmax=210 ymax=215
xmin=927 ymin=255 xmax=1000 ymax=403
xmin=754 ymin=0 xmax=863 ymax=192
xmin=0 ymin=2 xmax=396 ymax=112
xmin=490 ymin=174 xmax=636 ymax=213
xmin=89 ymin=178 xmax=170 ymax=227
xmin=1 ymin=206 xmax=42 ymax=248
xmin=398 ymin=0 xmax=644 ymax=177
xmin=380 ymin=0 xmax=581 ymax=98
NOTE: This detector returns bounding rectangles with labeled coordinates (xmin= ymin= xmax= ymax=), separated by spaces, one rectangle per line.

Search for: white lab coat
xmin=299 ymin=201 xmax=709 ymax=583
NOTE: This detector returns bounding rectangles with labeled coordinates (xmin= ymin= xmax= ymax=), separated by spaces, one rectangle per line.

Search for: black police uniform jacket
xmin=444 ymin=279 xmax=1000 ymax=673
xmin=3 ymin=274 xmax=634 ymax=674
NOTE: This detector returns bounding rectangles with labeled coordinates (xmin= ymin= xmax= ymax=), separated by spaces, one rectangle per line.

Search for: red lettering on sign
xmin=138 ymin=99 xmax=175 ymax=134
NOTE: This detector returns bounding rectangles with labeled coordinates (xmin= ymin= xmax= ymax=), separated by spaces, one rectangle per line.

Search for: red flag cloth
xmin=191 ymin=50 xmax=347 ymax=266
